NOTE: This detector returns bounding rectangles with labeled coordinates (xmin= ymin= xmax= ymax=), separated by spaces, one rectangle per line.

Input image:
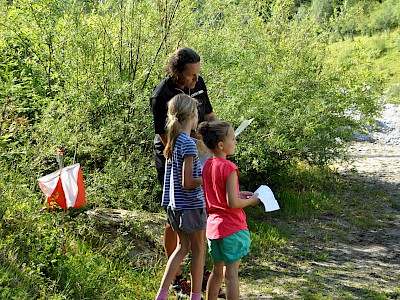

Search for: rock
xmin=86 ymin=208 xmax=166 ymax=263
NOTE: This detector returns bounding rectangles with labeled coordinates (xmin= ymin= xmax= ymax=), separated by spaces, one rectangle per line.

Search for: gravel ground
xmin=355 ymin=103 xmax=400 ymax=145
xmin=343 ymin=103 xmax=400 ymax=196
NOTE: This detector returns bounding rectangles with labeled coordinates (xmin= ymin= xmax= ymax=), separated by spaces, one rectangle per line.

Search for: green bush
xmin=0 ymin=0 xmax=384 ymax=205
xmin=369 ymin=0 xmax=400 ymax=32
xmin=0 ymin=0 xmax=388 ymax=298
xmin=195 ymin=1 xmax=382 ymax=188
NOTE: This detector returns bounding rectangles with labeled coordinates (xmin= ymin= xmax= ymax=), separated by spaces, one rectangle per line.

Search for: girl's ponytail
xmin=164 ymin=94 xmax=198 ymax=161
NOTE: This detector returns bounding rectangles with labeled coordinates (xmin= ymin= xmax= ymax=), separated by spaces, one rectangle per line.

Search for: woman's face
xmin=177 ymin=62 xmax=200 ymax=89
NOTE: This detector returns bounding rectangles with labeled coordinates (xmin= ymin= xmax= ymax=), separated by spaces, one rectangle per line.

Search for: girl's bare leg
xmin=224 ymin=260 xmax=241 ymax=300
xmin=163 ymin=223 xmax=181 ymax=276
xmin=206 ymin=261 xmax=224 ymax=300
xmin=189 ymin=229 xmax=206 ymax=294
xmin=160 ymin=232 xmax=190 ymax=291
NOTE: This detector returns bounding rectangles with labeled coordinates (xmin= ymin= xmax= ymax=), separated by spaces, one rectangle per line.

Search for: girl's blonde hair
xmin=164 ymin=94 xmax=198 ymax=161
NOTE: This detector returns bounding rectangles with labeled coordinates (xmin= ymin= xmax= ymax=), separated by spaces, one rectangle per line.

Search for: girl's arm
xmin=226 ymin=171 xmax=259 ymax=208
xmin=182 ymin=156 xmax=202 ymax=190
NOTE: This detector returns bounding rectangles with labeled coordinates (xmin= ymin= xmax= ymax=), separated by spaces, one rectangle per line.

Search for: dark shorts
xmin=167 ymin=207 xmax=207 ymax=234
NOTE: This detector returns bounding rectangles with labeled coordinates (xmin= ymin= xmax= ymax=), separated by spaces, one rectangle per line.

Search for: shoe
xmin=201 ymin=269 xmax=211 ymax=292
xmin=202 ymin=269 xmax=226 ymax=299
xmin=169 ymin=277 xmax=190 ymax=299
xmin=217 ymin=289 xmax=226 ymax=299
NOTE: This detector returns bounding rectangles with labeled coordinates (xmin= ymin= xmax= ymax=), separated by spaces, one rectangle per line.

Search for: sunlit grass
xmin=328 ymin=28 xmax=400 ymax=104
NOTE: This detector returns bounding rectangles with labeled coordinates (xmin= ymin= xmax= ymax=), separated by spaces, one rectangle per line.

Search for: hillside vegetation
xmin=0 ymin=0 xmax=399 ymax=299
xmin=329 ymin=29 xmax=400 ymax=103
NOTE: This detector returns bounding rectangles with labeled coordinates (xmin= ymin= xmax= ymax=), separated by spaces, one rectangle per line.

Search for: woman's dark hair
xmin=166 ymin=47 xmax=201 ymax=77
xmin=197 ymin=121 xmax=231 ymax=150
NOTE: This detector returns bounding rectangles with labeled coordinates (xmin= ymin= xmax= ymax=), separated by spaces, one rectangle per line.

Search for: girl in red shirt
xmin=198 ymin=121 xmax=260 ymax=300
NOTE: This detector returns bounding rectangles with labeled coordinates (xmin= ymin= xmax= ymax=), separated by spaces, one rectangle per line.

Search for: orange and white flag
xmin=38 ymin=163 xmax=86 ymax=210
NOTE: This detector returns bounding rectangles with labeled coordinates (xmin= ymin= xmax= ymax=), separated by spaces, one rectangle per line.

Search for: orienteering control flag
xmin=38 ymin=163 xmax=86 ymax=210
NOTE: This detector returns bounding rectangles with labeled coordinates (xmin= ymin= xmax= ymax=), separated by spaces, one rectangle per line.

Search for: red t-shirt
xmin=202 ymin=157 xmax=248 ymax=240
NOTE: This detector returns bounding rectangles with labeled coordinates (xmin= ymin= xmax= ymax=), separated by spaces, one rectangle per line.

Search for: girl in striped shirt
xmin=155 ymin=94 xmax=206 ymax=300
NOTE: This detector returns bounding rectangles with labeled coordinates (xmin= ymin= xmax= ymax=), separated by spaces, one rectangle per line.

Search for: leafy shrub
xmin=0 ymin=0 xmax=388 ymax=298
xmin=195 ymin=0 xmax=382 ymax=188
xmin=0 ymin=0 xmax=384 ymax=205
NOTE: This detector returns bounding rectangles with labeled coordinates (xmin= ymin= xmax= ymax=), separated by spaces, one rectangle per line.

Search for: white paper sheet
xmin=254 ymin=185 xmax=280 ymax=212
xmin=234 ymin=118 xmax=254 ymax=137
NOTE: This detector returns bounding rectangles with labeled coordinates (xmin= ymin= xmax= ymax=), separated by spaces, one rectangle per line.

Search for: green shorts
xmin=208 ymin=230 xmax=251 ymax=264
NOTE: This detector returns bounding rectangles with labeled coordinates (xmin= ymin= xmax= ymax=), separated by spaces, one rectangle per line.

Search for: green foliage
xmin=328 ymin=29 xmax=400 ymax=103
xmin=309 ymin=0 xmax=337 ymax=23
xmin=0 ymin=0 xmax=393 ymax=298
xmin=1 ymin=0 xmax=200 ymax=210
xmin=0 ymin=0 xmax=385 ymax=206
xmin=385 ymin=83 xmax=400 ymax=104
xmin=194 ymin=0 xmax=382 ymax=188
xmin=329 ymin=0 xmax=400 ymax=39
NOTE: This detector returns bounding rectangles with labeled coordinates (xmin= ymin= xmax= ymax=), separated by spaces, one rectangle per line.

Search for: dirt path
xmin=241 ymin=141 xmax=400 ymax=299
xmin=326 ymin=142 xmax=400 ymax=297
xmin=342 ymin=143 xmax=400 ymax=188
